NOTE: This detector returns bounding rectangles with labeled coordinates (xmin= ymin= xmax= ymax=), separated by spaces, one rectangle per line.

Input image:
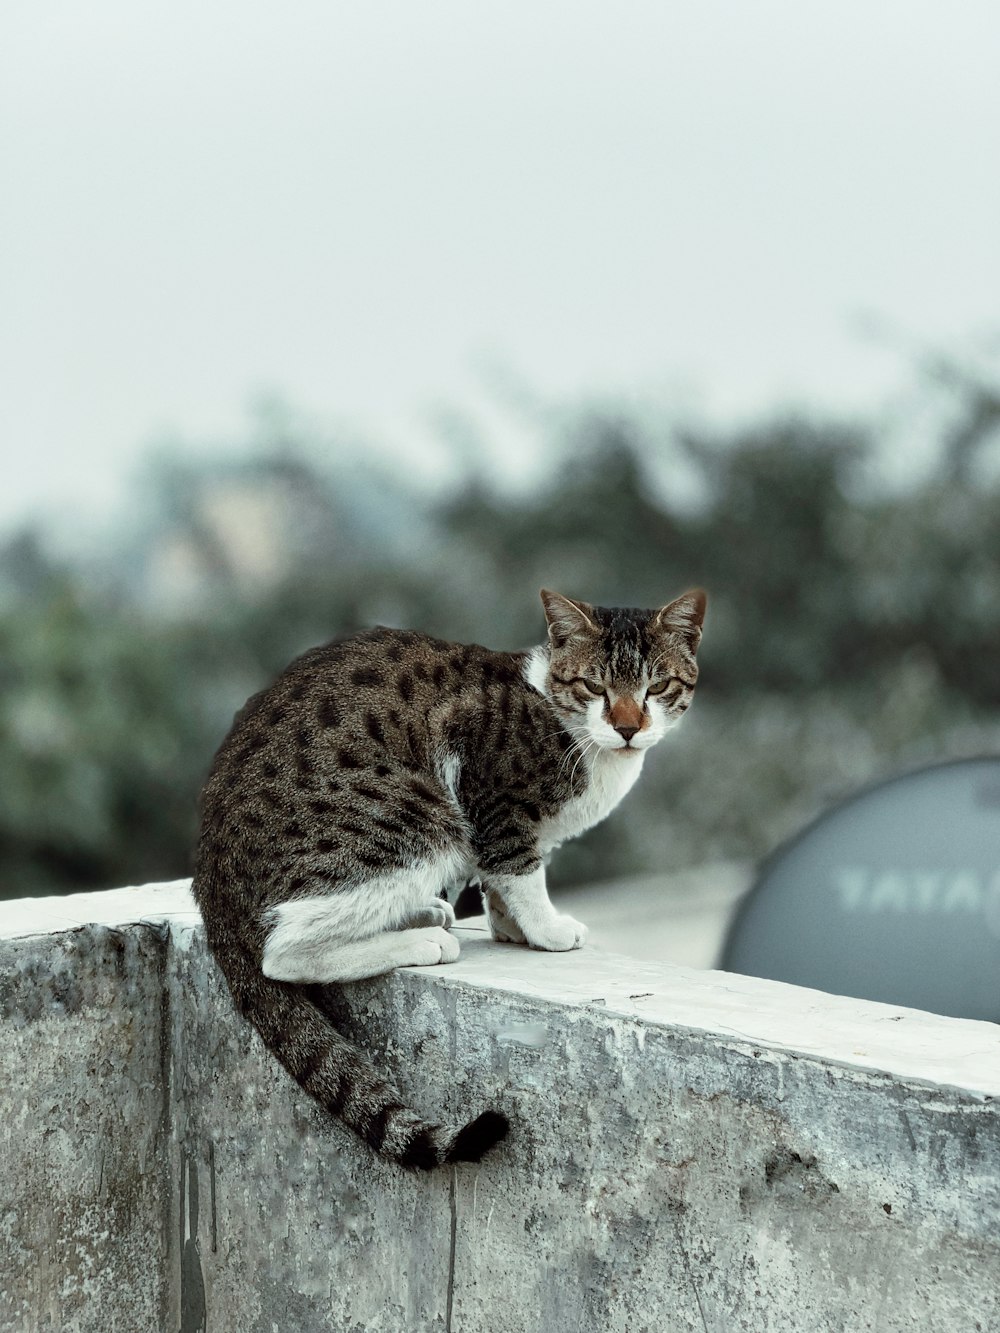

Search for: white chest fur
xmin=537 ymin=750 xmax=645 ymax=855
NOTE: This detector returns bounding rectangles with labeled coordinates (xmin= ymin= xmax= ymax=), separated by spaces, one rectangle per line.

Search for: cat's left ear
xmin=653 ymin=588 xmax=707 ymax=652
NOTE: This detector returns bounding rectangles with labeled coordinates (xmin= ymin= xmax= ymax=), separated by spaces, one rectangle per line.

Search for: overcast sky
xmin=2 ymin=1 xmax=998 ymax=532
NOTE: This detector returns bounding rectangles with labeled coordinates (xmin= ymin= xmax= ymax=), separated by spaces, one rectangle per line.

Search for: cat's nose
xmin=615 ymin=725 xmax=639 ymax=743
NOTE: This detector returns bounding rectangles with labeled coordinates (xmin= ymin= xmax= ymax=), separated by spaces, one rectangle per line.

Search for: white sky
xmin=2 ymin=1 xmax=999 ymax=531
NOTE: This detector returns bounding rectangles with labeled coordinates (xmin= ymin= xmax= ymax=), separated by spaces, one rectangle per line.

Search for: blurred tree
xmin=0 ymin=561 xmax=216 ymax=897
xmin=680 ymin=418 xmax=870 ymax=694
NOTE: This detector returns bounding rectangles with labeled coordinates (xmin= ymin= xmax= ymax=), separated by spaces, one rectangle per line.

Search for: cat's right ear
xmin=540 ymin=589 xmax=599 ymax=648
xmin=654 ymin=588 xmax=707 ymax=652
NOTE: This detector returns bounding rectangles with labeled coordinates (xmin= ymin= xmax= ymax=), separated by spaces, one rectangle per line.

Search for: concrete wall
xmin=2 ymin=882 xmax=999 ymax=1333
xmin=0 ymin=922 xmax=171 ymax=1331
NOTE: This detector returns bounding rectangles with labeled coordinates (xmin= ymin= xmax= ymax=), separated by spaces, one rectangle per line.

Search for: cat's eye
xmin=578 ymin=678 xmax=605 ymax=696
xmin=646 ymin=679 xmax=674 ymax=696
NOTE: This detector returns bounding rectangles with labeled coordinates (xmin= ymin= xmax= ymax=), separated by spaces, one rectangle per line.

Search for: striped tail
xmin=206 ymin=940 xmax=508 ymax=1169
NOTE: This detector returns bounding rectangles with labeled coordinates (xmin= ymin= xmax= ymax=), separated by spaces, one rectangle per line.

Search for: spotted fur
xmin=192 ymin=588 xmax=706 ymax=1168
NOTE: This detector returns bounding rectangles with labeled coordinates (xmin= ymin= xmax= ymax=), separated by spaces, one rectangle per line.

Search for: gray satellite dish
xmin=720 ymin=758 xmax=1000 ymax=1022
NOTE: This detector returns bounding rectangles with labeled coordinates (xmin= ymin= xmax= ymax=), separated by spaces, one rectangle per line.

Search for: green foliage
xmin=0 ymin=575 xmax=214 ymax=894
xmin=2 ymin=357 xmax=998 ymax=898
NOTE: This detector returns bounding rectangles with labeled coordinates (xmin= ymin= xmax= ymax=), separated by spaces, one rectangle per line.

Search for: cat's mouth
xmin=608 ymin=738 xmax=645 ymax=755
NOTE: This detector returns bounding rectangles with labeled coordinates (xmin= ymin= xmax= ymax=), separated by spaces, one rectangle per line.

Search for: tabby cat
xmin=192 ymin=587 xmax=706 ymax=1169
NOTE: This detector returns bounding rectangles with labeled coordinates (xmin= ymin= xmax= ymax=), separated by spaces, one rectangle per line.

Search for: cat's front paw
xmin=525 ymin=913 xmax=588 ymax=952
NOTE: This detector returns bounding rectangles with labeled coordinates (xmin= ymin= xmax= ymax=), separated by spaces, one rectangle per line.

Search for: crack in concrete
xmin=179 ymin=1149 xmax=207 ymax=1333
xmin=899 ymin=1108 xmax=918 ymax=1152
xmin=671 ymin=1211 xmax=710 ymax=1333
xmin=445 ymin=1166 xmax=458 ymax=1333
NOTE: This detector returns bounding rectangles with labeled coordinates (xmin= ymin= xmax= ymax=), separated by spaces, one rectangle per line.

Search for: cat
xmin=192 ymin=586 xmax=706 ymax=1169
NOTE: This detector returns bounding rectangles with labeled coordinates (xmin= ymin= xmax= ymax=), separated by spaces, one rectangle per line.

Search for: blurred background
xmin=2 ymin=3 xmax=999 ymax=969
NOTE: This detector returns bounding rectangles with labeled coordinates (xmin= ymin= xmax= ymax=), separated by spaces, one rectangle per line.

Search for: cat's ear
xmin=540 ymin=589 xmax=599 ymax=647
xmin=653 ymin=588 xmax=707 ymax=651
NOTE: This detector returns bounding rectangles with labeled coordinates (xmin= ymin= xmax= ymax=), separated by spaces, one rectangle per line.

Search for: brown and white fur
xmin=192 ymin=587 xmax=706 ymax=1168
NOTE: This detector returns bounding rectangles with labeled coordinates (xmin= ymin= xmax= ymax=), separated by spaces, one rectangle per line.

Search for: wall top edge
xmin=2 ymin=879 xmax=997 ymax=1102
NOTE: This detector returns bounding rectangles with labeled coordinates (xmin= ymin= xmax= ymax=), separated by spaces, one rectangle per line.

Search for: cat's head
xmin=537 ymin=588 xmax=706 ymax=755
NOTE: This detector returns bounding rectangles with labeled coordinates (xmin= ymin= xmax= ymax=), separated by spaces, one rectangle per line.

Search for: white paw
xmin=401 ymin=925 xmax=461 ymax=967
xmin=525 ymin=913 xmax=588 ymax=952
xmin=405 ymin=898 xmax=456 ymax=929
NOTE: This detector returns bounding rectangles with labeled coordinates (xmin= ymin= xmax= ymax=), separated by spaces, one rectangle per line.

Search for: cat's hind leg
xmin=262 ymin=922 xmax=460 ymax=984
xmin=260 ymin=853 xmax=465 ymax=983
xmin=402 ymin=896 xmax=456 ymax=930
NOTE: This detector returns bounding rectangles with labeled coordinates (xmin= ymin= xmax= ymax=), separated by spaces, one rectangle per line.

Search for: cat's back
xmin=203 ymin=626 xmax=531 ymax=796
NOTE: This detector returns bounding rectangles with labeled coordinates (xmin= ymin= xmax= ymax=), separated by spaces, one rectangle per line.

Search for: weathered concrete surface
xmin=0 ymin=923 xmax=172 ymax=1332
xmin=2 ymin=882 xmax=999 ymax=1333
